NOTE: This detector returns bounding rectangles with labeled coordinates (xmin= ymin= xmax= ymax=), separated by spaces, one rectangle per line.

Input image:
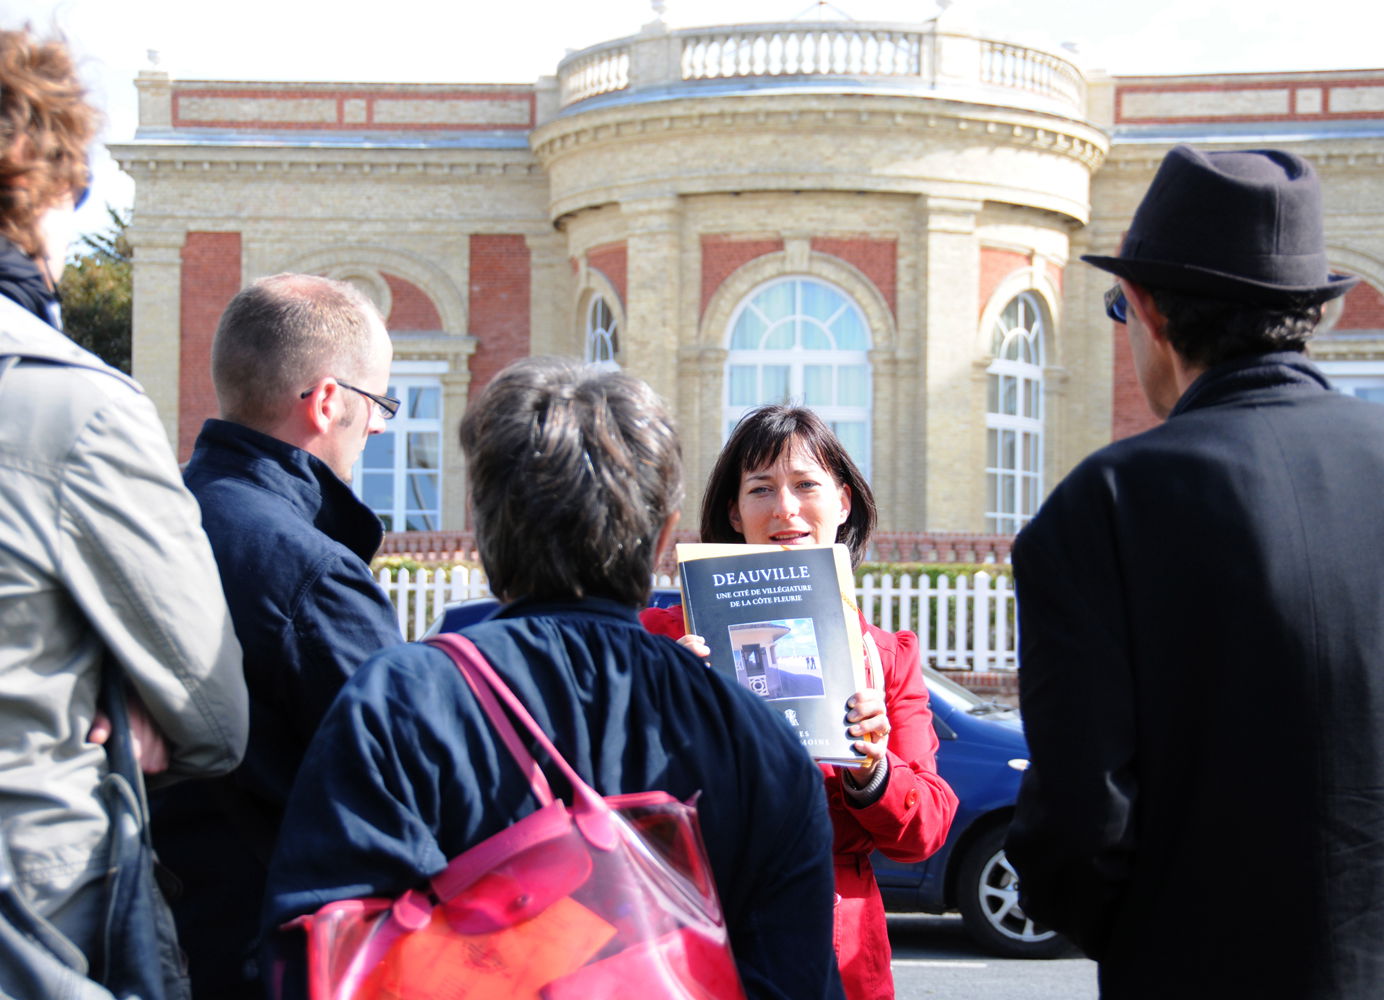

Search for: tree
xmin=59 ymin=206 xmax=132 ymax=373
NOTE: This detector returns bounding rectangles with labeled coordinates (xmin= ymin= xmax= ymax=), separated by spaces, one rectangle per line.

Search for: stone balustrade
xmin=555 ymin=21 xmax=1086 ymax=117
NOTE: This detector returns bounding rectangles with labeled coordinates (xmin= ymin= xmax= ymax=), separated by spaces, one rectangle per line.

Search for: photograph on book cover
xmin=727 ymin=618 xmax=825 ymax=700
xmin=677 ymin=542 xmax=866 ymax=765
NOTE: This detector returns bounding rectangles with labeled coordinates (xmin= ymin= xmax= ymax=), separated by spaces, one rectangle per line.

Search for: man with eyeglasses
xmin=153 ymin=273 xmax=405 ymax=1000
xmin=1005 ymin=145 xmax=1384 ymax=998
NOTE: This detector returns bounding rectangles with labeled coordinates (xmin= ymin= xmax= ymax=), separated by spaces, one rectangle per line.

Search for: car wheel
xmin=956 ymin=824 xmax=1071 ymax=959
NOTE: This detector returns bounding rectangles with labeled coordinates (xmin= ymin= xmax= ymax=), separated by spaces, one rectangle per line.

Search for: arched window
xmin=724 ymin=277 xmax=872 ymax=475
xmin=584 ymin=295 xmax=620 ymax=368
xmin=985 ymin=292 xmax=1047 ymax=533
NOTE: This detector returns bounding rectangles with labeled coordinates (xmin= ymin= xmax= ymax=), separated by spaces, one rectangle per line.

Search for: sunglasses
xmin=1104 ymin=283 xmax=1128 ymax=324
xmin=72 ymin=159 xmax=91 ymax=210
xmin=300 ymin=378 xmax=400 ymax=420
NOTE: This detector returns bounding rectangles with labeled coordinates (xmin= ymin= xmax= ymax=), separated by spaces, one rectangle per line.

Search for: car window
xmin=923 ymin=666 xmax=985 ymax=711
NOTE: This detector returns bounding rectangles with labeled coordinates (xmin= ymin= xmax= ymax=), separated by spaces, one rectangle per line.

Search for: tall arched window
xmin=724 ymin=277 xmax=872 ymax=475
xmin=985 ymin=292 xmax=1047 ymax=533
xmin=584 ymin=295 xmax=620 ymax=368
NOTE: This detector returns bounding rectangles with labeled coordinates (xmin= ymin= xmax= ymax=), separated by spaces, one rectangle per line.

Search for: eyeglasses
xmin=1104 ymin=283 xmax=1128 ymax=324
xmin=300 ymin=378 xmax=400 ymax=420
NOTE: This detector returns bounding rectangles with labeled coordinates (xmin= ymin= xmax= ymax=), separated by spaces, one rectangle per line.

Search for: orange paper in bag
xmin=354 ymin=896 xmax=616 ymax=1000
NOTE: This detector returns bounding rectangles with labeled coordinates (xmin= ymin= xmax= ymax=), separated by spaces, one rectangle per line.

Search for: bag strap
xmin=426 ymin=633 xmax=555 ymax=808
xmin=426 ymin=634 xmax=617 ymax=850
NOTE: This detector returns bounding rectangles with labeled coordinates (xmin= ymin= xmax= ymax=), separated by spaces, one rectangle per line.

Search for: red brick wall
xmin=979 ymin=247 xmax=1029 ymax=318
xmin=586 ymin=242 xmax=627 ymax=305
xmin=468 ymin=234 xmax=531 ymax=393
xmin=1335 ymin=279 xmax=1384 ymax=331
xmin=179 ymin=232 xmax=242 ymax=461
xmin=810 ymin=237 xmax=897 ymax=317
xmin=171 ymin=85 xmax=535 ymax=132
xmin=1111 ymin=321 xmax=1159 ymax=440
xmin=700 ymin=235 xmax=785 ymax=317
xmin=382 ymin=272 xmax=442 ymax=331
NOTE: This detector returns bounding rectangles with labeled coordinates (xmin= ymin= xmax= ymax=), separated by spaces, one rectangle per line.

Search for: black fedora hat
xmin=1082 ymin=145 xmax=1357 ymax=306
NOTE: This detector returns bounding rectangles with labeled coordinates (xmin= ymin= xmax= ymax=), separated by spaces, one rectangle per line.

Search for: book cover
xmin=676 ymin=542 xmax=867 ymax=766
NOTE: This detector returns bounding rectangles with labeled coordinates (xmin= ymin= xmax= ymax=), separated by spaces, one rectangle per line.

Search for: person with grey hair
xmin=265 ymin=357 xmax=845 ymax=1000
xmin=152 ymin=273 xmax=404 ymax=1000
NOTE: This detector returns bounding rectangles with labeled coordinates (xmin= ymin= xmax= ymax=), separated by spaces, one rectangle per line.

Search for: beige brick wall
xmin=116 ymin=64 xmax=1384 ymax=535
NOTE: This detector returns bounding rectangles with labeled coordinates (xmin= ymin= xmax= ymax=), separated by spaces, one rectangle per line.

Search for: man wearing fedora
xmin=1005 ymin=144 xmax=1384 ymax=997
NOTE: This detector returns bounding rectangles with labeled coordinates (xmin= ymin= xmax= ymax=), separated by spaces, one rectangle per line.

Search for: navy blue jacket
xmin=1006 ymin=354 xmax=1384 ymax=998
xmin=153 ymin=419 xmax=404 ymax=993
xmin=266 ymin=598 xmax=844 ymax=1000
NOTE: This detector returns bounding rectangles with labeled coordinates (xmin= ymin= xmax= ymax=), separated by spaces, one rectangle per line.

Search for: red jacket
xmin=640 ymin=606 xmax=958 ymax=1000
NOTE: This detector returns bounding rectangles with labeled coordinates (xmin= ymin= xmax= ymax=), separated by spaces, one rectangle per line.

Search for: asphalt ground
xmin=888 ymin=913 xmax=1098 ymax=1000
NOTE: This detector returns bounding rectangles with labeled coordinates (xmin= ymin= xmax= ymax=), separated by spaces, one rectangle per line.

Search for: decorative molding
xmin=388 ymin=332 xmax=481 ymax=367
xmin=169 ymin=85 xmax=536 ymax=132
xmin=277 ymin=243 xmax=468 ymax=335
xmin=109 ymin=144 xmax=543 ymax=180
xmin=533 ymin=100 xmax=1107 ymax=171
xmin=698 ymin=249 xmax=897 ymax=353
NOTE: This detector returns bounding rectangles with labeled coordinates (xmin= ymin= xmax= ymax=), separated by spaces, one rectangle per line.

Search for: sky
xmin=1 ymin=0 xmax=1376 ymax=239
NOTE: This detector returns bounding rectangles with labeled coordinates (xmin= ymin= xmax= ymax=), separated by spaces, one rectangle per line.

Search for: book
xmin=676 ymin=542 xmax=868 ymax=766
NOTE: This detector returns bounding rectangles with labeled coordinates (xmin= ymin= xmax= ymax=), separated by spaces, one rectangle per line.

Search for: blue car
xmin=872 ymin=666 xmax=1067 ymax=958
xmin=423 ymin=593 xmax=1065 ymax=959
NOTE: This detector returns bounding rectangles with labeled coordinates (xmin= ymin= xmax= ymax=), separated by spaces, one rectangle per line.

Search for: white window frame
xmin=723 ymin=276 xmax=873 ymax=477
xmin=1315 ymin=360 xmax=1384 ymax=404
xmin=985 ymin=292 xmax=1047 ymax=534
xmin=584 ymin=294 xmax=620 ymax=369
xmin=354 ymin=362 xmax=446 ymax=531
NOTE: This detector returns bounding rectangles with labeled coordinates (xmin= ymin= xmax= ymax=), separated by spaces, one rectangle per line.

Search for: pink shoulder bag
xmin=285 ymin=632 xmax=747 ymax=1000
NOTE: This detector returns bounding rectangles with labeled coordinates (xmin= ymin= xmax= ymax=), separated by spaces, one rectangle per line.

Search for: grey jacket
xmin=0 ymin=295 xmax=247 ymax=949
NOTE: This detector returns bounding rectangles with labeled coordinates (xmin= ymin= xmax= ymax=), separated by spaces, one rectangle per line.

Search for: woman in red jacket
xmin=641 ymin=405 xmax=958 ymax=1000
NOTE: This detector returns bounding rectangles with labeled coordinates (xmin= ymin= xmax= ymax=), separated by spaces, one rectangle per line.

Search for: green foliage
xmin=59 ymin=206 xmax=131 ymax=373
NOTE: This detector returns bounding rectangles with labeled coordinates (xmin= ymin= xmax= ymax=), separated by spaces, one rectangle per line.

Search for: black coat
xmin=1006 ymin=353 xmax=1384 ymax=998
xmin=266 ymin=598 xmax=844 ymax=1000
xmin=153 ymin=419 xmax=404 ymax=993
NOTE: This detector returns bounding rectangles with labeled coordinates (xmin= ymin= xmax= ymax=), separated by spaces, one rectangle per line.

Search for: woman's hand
xmin=88 ymin=695 xmax=171 ymax=775
xmin=677 ymin=633 xmax=712 ymax=660
xmin=846 ymin=687 xmax=890 ymax=785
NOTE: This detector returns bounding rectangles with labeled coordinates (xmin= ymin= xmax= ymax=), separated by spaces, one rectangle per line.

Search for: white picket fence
xmin=379 ymin=566 xmax=1017 ymax=671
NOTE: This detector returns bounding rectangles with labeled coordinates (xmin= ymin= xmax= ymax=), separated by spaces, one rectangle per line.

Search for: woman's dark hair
xmin=459 ymin=357 xmax=683 ymax=606
xmin=700 ymin=405 xmax=876 ymax=567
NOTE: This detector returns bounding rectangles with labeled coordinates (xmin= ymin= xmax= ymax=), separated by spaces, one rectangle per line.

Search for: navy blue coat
xmin=266 ymin=598 xmax=844 ymax=1000
xmin=153 ymin=419 xmax=404 ymax=992
xmin=1006 ymin=354 xmax=1384 ymax=998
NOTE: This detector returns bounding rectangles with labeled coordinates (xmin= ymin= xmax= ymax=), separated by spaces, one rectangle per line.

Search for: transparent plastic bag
xmin=288 ymin=634 xmax=746 ymax=1000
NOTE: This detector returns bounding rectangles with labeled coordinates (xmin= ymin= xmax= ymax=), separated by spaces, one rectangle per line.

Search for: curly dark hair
xmin=700 ymin=405 xmax=877 ymax=568
xmin=459 ymin=357 xmax=683 ymax=607
xmin=0 ymin=27 xmax=97 ymax=258
xmin=1151 ymin=287 xmax=1322 ymax=369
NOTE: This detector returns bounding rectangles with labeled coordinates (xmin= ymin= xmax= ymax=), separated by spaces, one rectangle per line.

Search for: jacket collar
xmin=0 ymin=237 xmax=60 ymax=329
xmin=492 ymin=596 xmax=643 ymax=625
xmin=0 ymin=295 xmax=140 ymax=391
xmin=1169 ymin=351 xmax=1331 ymax=419
xmin=185 ymin=418 xmax=384 ymax=563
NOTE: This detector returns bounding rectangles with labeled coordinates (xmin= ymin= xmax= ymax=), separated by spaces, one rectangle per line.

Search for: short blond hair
xmin=212 ymin=274 xmax=383 ymax=429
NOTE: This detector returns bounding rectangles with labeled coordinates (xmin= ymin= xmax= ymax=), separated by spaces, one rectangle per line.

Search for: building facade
xmin=111 ymin=14 xmax=1384 ymax=536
